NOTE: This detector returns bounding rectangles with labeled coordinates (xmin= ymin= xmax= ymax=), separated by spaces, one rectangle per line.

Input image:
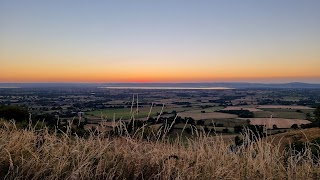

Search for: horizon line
xmin=1 ymin=81 xmax=320 ymax=84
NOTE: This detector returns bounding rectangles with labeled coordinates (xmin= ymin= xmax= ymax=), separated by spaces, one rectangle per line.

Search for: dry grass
xmin=1 ymin=120 xmax=320 ymax=179
xmin=267 ymin=128 xmax=320 ymax=150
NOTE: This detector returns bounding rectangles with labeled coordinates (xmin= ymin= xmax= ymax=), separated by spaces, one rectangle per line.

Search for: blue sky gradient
xmin=1 ymin=0 xmax=320 ymax=83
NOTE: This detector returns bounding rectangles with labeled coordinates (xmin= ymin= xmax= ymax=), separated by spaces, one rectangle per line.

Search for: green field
xmin=191 ymin=106 xmax=224 ymax=112
xmin=165 ymin=106 xmax=201 ymax=112
xmin=254 ymin=108 xmax=310 ymax=119
xmin=259 ymin=108 xmax=314 ymax=113
xmin=86 ymin=105 xmax=224 ymax=121
xmin=87 ymin=106 xmax=164 ymax=120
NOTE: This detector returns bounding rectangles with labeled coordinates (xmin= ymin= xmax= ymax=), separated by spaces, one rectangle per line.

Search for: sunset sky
xmin=1 ymin=0 xmax=320 ymax=83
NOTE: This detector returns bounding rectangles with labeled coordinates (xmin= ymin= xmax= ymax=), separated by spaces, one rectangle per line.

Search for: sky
xmin=1 ymin=0 xmax=320 ymax=83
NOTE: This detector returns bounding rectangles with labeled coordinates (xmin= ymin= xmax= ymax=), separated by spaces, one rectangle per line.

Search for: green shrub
xmin=0 ymin=105 xmax=29 ymax=122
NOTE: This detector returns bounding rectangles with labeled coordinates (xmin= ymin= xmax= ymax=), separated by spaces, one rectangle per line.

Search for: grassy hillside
xmin=1 ymin=119 xmax=320 ymax=179
xmin=267 ymin=128 xmax=320 ymax=150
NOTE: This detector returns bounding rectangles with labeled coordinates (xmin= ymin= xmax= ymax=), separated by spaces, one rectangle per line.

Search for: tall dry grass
xmin=1 ymin=119 xmax=320 ymax=179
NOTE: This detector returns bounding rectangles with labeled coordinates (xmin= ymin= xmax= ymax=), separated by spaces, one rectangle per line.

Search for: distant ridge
xmin=1 ymin=82 xmax=320 ymax=89
xmin=99 ymin=82 xmax=320 ymax=89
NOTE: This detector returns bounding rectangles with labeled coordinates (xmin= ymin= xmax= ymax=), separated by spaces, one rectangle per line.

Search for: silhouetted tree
xmin=0 ymin=105 xmax=29 ymax=122
xmin=235 ymin=136 xmax=243 ymax=146
xmin=196 ymin=120 xmax=205 ymax=126
xmin=246 ymin=125 xmax=266 ymax=141
xmin=35 ymin=114 xmax=56 ymax=126
xmin=222 ymin=128 xmax=229 ymax=133
xmin=185 ymin=117 xmax=195 ymax=125
xmin=234 ymin=126 xmax=243 ymax=133
xmin=314 ymin=105 xmax=320 ymax=127
xmin=291 ymin=124 xmax=299 ymax=129
xmin=273 ymin=124 xmax=278 ymax=129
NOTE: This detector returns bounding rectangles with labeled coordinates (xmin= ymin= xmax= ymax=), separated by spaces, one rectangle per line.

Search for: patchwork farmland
xmin=1 ymin=87 xmax=318 ymax=138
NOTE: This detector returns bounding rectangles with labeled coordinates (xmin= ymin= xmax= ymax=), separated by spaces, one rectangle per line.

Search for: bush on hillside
xmin=218 ymin=109 xmax=254 ymax=118
xmin=0 ymin=105 xmax=29 ymax=122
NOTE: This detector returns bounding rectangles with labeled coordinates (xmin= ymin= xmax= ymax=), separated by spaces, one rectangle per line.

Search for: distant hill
xmin=99 ymin=82 xmax=320 ymax=89
xmin=1 ymin=82 xmax=320 ymax=89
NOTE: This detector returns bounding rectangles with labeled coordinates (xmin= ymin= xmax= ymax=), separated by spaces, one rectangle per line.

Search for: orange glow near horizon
xmin=1 ymin=40 xmax=320 ymax=83
xmin=1 ymin=59 xmax=319 ymax=83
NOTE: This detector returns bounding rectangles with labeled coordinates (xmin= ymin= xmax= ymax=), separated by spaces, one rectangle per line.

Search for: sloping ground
xmin=1 ymin=119 xmax=320 ymax=179
xmin=238 ymin=118 xmax=311 ymax=129
xmin=267 ymin=128 xmax=320 ymax=149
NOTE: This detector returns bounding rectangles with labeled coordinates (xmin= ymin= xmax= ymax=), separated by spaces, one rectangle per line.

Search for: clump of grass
xmin=1 ymin=118 xmax=320 ymax=180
